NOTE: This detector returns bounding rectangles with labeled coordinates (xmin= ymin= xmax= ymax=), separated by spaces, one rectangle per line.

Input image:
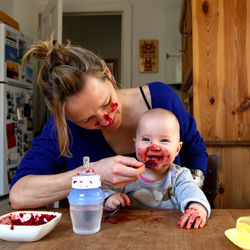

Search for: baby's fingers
xmin=178 ymin=214 xmax=189 ymax=228
xmin=193 ymin=217 xmax=202 ymax=229
xmin=199 ymin=217 xmax=207 ymax=228
xmin=185 ymin=215 xmax=196 ymax=229
xmin=115 ymin=195 xmax=126 ymax=207
xmin=120 ymin=193 xmax=131 ymax=206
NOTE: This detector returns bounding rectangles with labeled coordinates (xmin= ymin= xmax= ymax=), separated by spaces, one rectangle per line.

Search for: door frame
xmin=63 ymin=2 xmax=132 ymax=89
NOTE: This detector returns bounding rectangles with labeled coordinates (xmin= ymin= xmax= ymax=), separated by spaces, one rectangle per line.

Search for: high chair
xmin=202 ymin=155 xmax=220 ymax=209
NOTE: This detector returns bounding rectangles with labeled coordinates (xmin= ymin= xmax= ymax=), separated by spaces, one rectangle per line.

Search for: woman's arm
xmin=9 ymin=155 xmax=144 ymax=209
xmin=9 ymin=168 xmax=78 ymax=209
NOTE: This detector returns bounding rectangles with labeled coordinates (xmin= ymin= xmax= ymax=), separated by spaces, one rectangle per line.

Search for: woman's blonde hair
xmin=23 ymin=35 xmax=116 ymax=157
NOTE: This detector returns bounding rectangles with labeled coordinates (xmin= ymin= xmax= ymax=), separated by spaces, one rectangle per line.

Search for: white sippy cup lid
xmin=72 ymin=156 xmax=101 ymax=189
xmin=72 ymin=174 xmax=101 ymax=189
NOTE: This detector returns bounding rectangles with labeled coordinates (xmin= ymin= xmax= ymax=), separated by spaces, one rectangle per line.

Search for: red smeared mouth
xmin=145 ymin=155 xmax=163 ymax=168
xmin=145 ymin=159 xmax=156 ymax=168
xmin=146 ymin=155 xmax=163 ymax=162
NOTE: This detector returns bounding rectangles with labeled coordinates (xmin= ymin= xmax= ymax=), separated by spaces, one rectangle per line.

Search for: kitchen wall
xmin=0 ymin=0 xmax=14 ymax=17
xmin=0 ymin=0 xmax=182 ymax=88
xmin=63 ymin=15 xmax=122 ymax=83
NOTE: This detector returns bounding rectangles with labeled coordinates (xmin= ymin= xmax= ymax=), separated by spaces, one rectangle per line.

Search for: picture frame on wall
xmin=139 ymin=40 xmax=158 ymax=72
xmin=104 ymin=58 xmax=118 ymax=81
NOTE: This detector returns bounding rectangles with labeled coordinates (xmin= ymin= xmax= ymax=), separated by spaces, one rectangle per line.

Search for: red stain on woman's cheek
xmin=110 ymin=102 xmax=118 ymax=112
xmin=95 ymin=121 xmax=100 ymax=127
xmin=103 ymin=114 xmax=112 ymax=125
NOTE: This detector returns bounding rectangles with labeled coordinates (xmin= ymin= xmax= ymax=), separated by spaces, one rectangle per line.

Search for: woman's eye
xmin=79 ymin=117 xmax=93 ymax=124
xmin=79 ymin=119 xmax=89 ymax=124
xmin=105 ymin=97 xmax=111 ymax=107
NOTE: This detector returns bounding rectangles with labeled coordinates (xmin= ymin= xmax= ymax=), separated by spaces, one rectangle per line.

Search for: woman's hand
xmin=90 ymin=155 xmax=145 ymax=189
xmin=104 ymin=192 xmax=130 ymax=210
xmin=178 ymin=202 xmax=208 ymax=229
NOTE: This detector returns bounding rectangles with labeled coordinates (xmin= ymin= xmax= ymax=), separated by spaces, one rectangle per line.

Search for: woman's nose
xmin=96 ymin=111 xmax=112 ymax=126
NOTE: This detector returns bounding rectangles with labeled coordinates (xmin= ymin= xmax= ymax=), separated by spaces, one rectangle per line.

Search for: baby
xmin=103 ymin=108 xmax=210 ymax=229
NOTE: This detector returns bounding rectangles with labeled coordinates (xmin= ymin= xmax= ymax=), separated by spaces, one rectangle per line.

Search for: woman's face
xmin=65 ymin=75 xmax=121 ymax=130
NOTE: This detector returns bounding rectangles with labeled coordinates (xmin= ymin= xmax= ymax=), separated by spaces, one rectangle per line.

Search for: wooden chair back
xmin=202 ymin=155 xmax=220 ymax=208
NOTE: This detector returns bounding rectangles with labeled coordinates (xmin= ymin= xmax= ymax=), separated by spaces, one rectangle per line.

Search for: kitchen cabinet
xmin=180 ymin=0 xmax=250 ymax=208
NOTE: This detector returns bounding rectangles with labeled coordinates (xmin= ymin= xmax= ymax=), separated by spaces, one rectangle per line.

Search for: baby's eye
xmin=161 ymin=139 xmax=168 ymax=142
xmin=142 ymin=137 xmax=150 ymax=142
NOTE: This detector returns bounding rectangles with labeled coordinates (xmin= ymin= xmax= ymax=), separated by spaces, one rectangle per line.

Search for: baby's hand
xmin=178 ymin=202 xmax=208 ymax=229
xmin=104 ymin=192 xmax=131 ymax=210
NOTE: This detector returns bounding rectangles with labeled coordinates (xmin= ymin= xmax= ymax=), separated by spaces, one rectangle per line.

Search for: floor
xmin=0 ymin=195 xmax=12 ymax=215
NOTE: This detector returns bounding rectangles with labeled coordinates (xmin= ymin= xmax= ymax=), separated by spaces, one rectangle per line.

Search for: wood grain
xmin=191 ymin=0 xmax=250 ymax=209
xmin=207 ymin=146 xmax=250 ymax=209
xmin=193 ymin=0 xmax=250 ymax=141
xmin=1 ymin=208 xmax=249 ymax=249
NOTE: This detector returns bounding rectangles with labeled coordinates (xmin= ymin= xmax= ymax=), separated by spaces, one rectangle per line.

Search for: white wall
xmin=131 ymin=0 xmax=167 ymax=86
xmin=62 ymin=0 xmax=182 ymax=87
xmin=0 ymin=0 xmax=15 ymax=17
xmin=1 ymin=0 xmax=182 ymax=88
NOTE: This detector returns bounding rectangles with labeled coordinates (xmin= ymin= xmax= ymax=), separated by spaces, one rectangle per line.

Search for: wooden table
xmin=1 ymin=209 xmax=249 ymax=249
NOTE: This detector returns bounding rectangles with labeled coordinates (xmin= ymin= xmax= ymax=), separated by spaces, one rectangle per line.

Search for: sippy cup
xmin=68 ymin=156 xmax=105 ymax=234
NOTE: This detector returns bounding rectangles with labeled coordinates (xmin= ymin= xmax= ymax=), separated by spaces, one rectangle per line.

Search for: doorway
xmin=63 ymin=14 xmax=122 ymax=83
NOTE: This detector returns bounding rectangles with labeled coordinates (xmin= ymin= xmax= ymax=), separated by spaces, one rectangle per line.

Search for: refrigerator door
xmin=0 ymin=83 xmax=33 ymax=196
xmin=0 ymin=23 xmax=33 ymax=89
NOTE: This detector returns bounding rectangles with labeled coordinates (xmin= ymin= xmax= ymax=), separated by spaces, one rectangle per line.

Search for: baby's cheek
xmin=161 ymin=149 xmax=171 ymax=165
xmin=136 ymin=147 xmax=147 ymax=161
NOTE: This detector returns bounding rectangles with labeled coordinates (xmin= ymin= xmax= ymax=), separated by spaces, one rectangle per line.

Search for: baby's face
xmin=135 ymin=116 xmax=182 ymax=174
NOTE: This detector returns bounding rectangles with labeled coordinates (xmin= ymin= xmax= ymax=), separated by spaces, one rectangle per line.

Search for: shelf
xmin=205 ymin=141 xmax=250 ymax=146
xmin=182 ymin=65 xmax=193 ymax=92
xmin=179 ymin=0 xmax=187 ymax=34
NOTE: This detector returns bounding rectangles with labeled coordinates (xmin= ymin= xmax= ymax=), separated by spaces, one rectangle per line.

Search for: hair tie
xmin=47 ymin=49 xmax=53 ymax=58
xmin=47 ymin=49 xmax=53 ymax=72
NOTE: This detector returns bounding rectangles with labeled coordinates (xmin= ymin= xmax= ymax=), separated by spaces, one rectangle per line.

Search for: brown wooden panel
xmin=193 ymin=0 xmax=250 ymax=141
xmin=207 ymin=146 xmax=250 ymax=209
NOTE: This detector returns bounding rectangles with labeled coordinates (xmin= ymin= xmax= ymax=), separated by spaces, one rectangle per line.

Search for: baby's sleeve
xmin=174 ymin=167 xmax=211 ymax=217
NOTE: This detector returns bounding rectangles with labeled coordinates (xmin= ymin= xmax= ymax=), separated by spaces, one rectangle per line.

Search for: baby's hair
xmin=137 ymin=108 xmax=181 ymax=139
xmin=23 ymin=34 xmax=116 ymax=156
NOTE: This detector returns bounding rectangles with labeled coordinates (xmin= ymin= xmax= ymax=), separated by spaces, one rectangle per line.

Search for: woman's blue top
xmin=10 ymin=82 xmax=208 ymax=189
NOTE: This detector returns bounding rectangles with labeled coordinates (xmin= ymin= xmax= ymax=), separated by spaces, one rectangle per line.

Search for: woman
xmin=9 ymin=37 xmax=207 ymax=209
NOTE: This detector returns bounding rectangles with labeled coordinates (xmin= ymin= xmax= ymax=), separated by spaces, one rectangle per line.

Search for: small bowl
xmin=225 ymin=216 xmax=250 ymax=250
xmin=0 ymin=211 xmax=62 ymax=242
